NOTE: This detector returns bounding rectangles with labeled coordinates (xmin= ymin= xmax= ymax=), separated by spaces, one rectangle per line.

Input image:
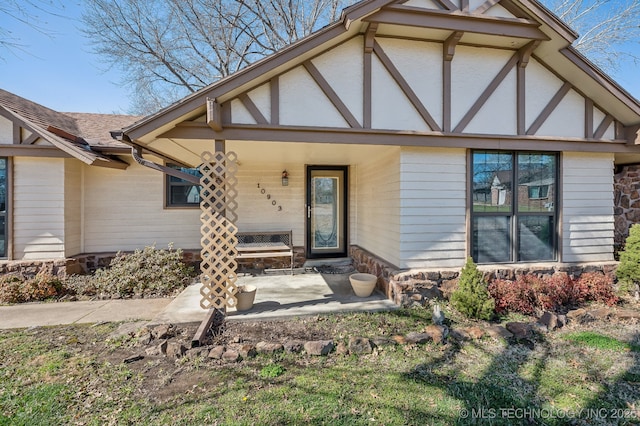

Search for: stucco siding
xmin=562 ymin=152 xmax=614 ymax=262
xmin=355 ymin=148 xmax=401 ymax=267
xmin=83 ymin=161 xmax=200 ymax=252
xmin=0 ymin=116 xmax=12 ymax=145
xmin=13 ymin=157 xmax=66 ymax=259
xmin=399 ymin=148 xmax=467 ymax=269
xmin=64 ymin=159 xmax=82 ymax=257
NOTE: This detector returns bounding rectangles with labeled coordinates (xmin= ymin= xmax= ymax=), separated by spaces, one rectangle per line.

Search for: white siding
xmin=399 ymin=148 xmax=467 ymax=268
xmin=64 ymin=160 xmax=82 ymax=256
xmin=83 ymin=161 xmax=201 ymax=252
xmin=355 ymin=148 xmax=401 ymax=267
xmin=13 ymin=157 xmax=66 ymax=259
xmin=562 ymin=152 xmax=614 ymax=262
xmin=235 ymin=163 xmax=306 ymax=247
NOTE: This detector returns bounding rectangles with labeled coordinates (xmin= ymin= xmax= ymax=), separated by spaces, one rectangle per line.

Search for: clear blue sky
xmin=0 ymin=1 xmax=638 ymax=114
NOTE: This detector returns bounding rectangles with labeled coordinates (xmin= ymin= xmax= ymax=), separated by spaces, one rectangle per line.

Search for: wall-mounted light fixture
xmin=281 ymin=170 xmax=289 ymax=186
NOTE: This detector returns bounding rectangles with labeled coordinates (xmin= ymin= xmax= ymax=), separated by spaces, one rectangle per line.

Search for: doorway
xmin=306 ymin=166 xmax=348 ymax=259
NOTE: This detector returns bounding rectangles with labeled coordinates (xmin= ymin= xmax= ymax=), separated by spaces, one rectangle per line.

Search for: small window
xmin=166 ymin=164 xmax=202 ymax=208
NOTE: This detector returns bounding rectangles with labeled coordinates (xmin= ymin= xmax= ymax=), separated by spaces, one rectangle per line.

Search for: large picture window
xmin=471 ymin=151 xmax=557 ymax=264
xmin=165 ymin=164 xmax=202 ymax=208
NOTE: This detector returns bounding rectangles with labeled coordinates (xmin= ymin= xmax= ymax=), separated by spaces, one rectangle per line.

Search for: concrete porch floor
xmin=150 ymin=269 xmax=398 ymax=325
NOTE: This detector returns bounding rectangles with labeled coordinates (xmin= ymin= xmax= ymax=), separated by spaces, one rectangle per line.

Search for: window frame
xmin=164 ymin=163 xmax=202 ymax=209
xmin=470 ymin=150 xmax=559 ymax=264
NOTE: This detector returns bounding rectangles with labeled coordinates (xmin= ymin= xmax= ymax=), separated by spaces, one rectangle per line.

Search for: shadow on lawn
xmin=403 ymin=330 xmax=640 ymax=425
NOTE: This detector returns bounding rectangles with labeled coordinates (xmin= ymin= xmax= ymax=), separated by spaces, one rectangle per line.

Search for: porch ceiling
xmin=148 ymin=139 xmax=400 ymax=167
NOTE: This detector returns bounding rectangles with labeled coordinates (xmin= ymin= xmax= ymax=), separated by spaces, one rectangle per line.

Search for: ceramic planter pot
xmin=235 ymin=285 xmax=257 ymax=311
xmin=349 ymin=273 xmax=377 ymax=297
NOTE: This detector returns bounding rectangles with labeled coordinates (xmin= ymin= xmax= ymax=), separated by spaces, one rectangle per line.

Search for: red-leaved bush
xmin=488 ymin=271 xmax=618 ymax=315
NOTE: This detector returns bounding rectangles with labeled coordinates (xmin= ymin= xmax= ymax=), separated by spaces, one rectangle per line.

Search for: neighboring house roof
xmin=0 ymin=89 xmax=139 ymax=168
xmin=120 ymin=0 xmax=640 ymax=145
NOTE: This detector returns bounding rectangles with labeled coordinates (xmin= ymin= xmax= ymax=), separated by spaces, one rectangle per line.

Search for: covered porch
xmin=151 ymin=265 xmax=398 ymax=324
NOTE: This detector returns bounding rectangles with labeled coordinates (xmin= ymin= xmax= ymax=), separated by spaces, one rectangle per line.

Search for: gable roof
xmin=0 ymin=89 xmax=138 ymax=168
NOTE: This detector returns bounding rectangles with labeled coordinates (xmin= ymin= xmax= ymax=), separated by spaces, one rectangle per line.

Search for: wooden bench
xmin=236 ymin=230 xmax=294 ymax=274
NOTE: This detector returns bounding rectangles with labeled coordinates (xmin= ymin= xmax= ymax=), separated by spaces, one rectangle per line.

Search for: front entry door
xmin=306 ymin=166 xmax=348 ymax=259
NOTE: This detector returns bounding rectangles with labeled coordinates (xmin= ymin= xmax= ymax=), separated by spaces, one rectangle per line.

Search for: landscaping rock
xmin=256 ymin=342 xmax=284 ymax=354
xmin=452 ymin=326 xmax=485 ymax=341
xmin=557 ymin=314 xmax=567 ymax=328
xmin=405 ymin=332 xmax=432 ymax=344
xmin=123 ymin=354 xmax=144 ymax=363
xmin=186 ymin=347 xmax=208 ymax=360
xmin=222 ymin=349 xmax=241 ymax=362
xmin=486 ymin=325 xmax=513 ymax=340
xmin=372 ymin=337 xmax=396 ymax=347
xmin=615 ymin=308 xmax=640 ymax=320
xmin=567 ymin=308 xmax=587 ymax=323
xmin=283 ymin=340 xmax=304 ymax=353
xmin=392 ymin=335 xmax=406 ymax=345
xmin=166 ymin=341 xmax=187 ymax=359
xmin=538 ymin=311 xmax=559 ymax=331
xmin=145 ymin=345 xmax=163 ymax=356
xmin=348 ymin=337 xmax=374 ymax=355
xmin=335 ymin=342 xmax=349 ymax=356
xmin=151 ymin=324 xmax=173 ymax=340
xmin=238 ymin=344 xmax=257 ymax=359
xmin=304 ymin=340 xmax=334 ymax=356
xmin=424 ymin=325 xmax=447 ymax=344
xmin=505 ymin=322 xmax=533 ymax=340
xmin=208 ymin=345 xmax=225 ymax=359
xmin=440 ymin=280 xmax=457 ymax=300
xmin=586 ymin=307 xmax=612 ymax=321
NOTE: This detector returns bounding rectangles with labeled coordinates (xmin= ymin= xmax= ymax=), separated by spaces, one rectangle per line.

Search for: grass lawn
xmin=1 ymin=308 xmax=639 ymax=425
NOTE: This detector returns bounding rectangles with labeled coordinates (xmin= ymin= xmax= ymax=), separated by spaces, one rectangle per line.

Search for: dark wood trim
xmin=270 ymin=77 xmax=280 ymax=125
xmin=366 ymin=5 xmax=550 ymax=40
xmin=593 ymin=114 xmax=614 ymax=140
xmin=6 ymin=157 xmax=13 ymax=260
xmin=215 ymin=140 xmax=226 ymax=152
xmin=432 ymin=0 xmax=458 ymax=11
xmin=238 ymin=93 xmax=269 ymax=125
xmin=517 ymin=40 xmax=539 ymax=68
xmin=465 ymin=149 xmax=472 ymax=258
xmin=443 ymin=59 xmax=452 ymax=133
xmin=364 ymin=34 xmax=373 ymax=129
xmin=206 ymin=98 xmax=223 ymax=131
xmin=222 ymin=101 xmax=232 ymax=124
xmin=453 ymin=52 xmax=519 ymax=133
xmin=21 ymin=133 xmax=39 ymax=145
xmin=128 ymin=141 xmax=193 ymax=168
xmin=443 ymin=31 xmax=463 ymax=61
xmin=373 ymin=40 xmax=441 ymax=131
xmin=526 ymin=82 xmax=571 ymax=135
xmin=163 ymin=122 xmax=640 ymax=153
xmin=517 ymin=65 xmax=525 ymax=135
xmin=303 ymin=60 xmax=362 ymax=128
xmin=474 ymin=0 xmax=501 ymax=14
xmin=12 ymin=122 xmax=20 ymax=145
xmin=0 ymin=145 xmax=73 ymax=157
xmin=625 ymin=124 xmax=640 ymax=145
xmin=585 ymin=99 xmax=594 ymax=138
xmin=364 ymin=22 xmax=378 ymax=53
xmin=461 ymin=0 xmax=470 ymax=13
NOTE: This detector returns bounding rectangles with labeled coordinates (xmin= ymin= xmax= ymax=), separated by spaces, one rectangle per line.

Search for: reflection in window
xmin=166 ymin=165 xmax=202 ymax=207
xmin=471 ymin=151 xmax=557 ymax=263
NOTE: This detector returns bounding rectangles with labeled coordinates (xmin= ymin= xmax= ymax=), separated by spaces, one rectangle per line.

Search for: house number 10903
xmin=257 ymin=183 xmax=283 ymax=211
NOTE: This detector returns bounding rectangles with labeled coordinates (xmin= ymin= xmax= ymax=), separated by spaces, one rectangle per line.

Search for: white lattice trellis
xmin=199 ymin=151 xmax=239 ymax=310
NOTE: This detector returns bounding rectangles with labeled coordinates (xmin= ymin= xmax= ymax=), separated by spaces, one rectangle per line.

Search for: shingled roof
xmin=0 ymin=89 xmax=140 ymax=168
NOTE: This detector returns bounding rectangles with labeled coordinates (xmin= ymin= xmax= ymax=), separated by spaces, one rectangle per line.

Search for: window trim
xmin=469 ymin=150 xmax=559 ymax=264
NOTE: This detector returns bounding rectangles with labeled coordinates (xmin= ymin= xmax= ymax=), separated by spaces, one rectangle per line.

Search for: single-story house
xmin=2 ymin=0 xmax=640 ymax=302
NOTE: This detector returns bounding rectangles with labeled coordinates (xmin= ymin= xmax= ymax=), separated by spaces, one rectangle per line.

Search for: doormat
xmin=313 ymin=264 xmax=356 ymax=274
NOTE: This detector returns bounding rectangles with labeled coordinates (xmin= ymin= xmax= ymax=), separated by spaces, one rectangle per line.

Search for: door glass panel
xmin=310 ymin=169 xmax=345 ymax=255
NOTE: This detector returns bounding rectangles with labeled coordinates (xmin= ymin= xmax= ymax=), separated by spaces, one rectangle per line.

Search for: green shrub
xmin=450 ymin=258 xmax=495 ymax=320
xmin=259 ymin=364 xmax=286 ymax=379
xmin=86 ymin=245 xmax=195 ymax=298
xmin=616 ymin=223 xmax=640 ymax=298
xmin=0 ymin=272 xmax=64 ymax=304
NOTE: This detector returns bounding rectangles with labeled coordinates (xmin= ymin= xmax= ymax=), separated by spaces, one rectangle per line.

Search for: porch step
xmin=303 ymin=257 xmax=352 ymax=268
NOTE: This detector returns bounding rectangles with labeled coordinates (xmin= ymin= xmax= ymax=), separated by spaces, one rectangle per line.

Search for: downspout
xmin=130 ymin=146 xmax=200 ymax=185
xmin=109 ymin=130 xmax=201 ymax=185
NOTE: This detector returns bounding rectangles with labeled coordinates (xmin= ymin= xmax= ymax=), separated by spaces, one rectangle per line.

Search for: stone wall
xmin=0 ymin=247 xmax=306 ymax=278
xmin=350 ymin=245 xmax=618 ymax=307
xmin=614 ymin=164 xmax=640 ymax=250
